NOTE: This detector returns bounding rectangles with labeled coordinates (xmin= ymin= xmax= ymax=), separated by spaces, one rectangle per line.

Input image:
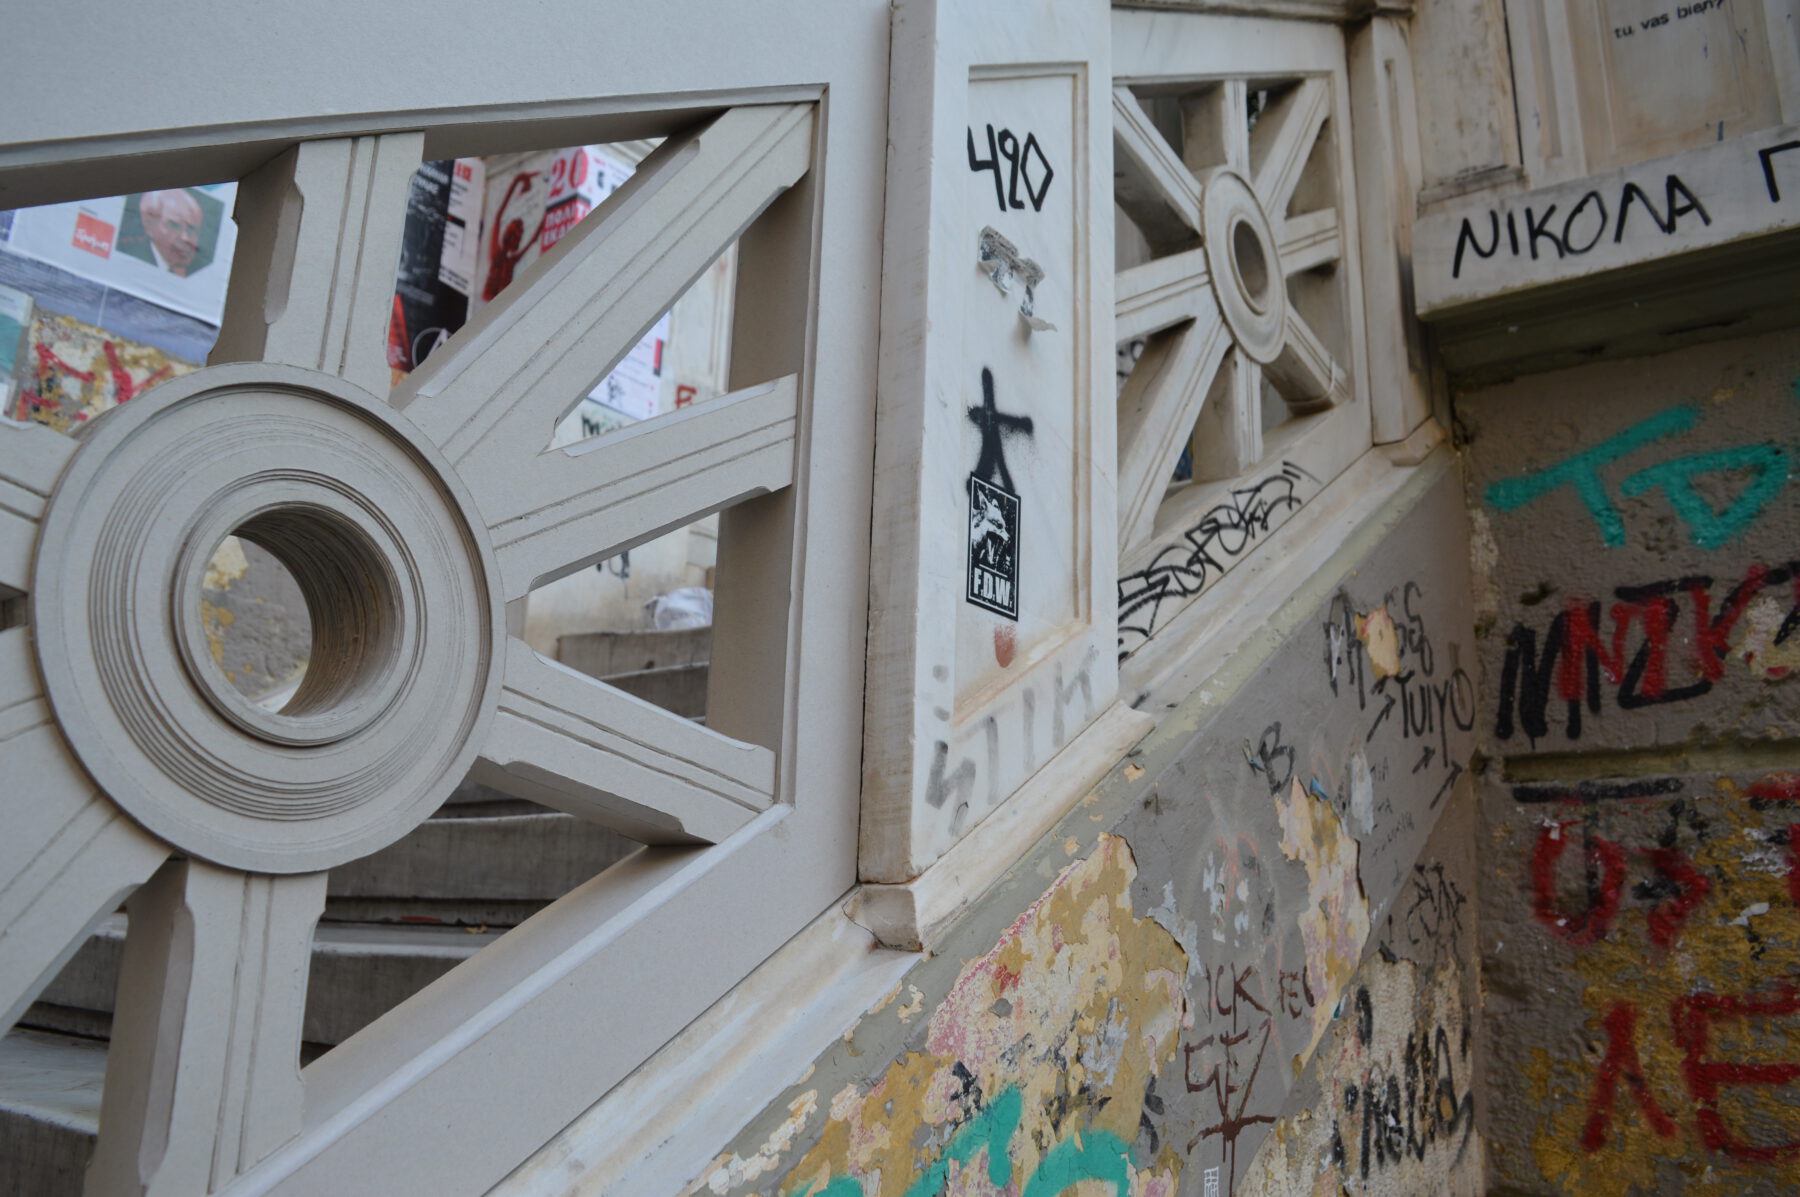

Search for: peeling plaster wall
xmin=1244 ymin=793 xmax=1483 ymax=1196
xmin=1463 ymin=330 xmax=1800 ymax=1193
xmin=684 ymin=455 xmax=1482 ymax=1197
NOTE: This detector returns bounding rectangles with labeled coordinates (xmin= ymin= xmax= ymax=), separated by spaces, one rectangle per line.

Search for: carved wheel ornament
xmin=1113 ymin=73 xmax=1353 ymax=552
xmin=0 ymin=103 xmax=811 ymax=1191
xmin=31 ymin=364 xmax=499 ymax=871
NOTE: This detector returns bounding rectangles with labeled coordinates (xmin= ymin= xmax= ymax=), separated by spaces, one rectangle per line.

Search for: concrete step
xmin=557 ymin=626 xmax=711 ymax=677
xmin=29 ymin=918 xmax=504 ymax=1051
xmin=558 ymin=627 xmax=711 ymax=719
xmin=594 ymin=662 xmax=708 ymax=719
xmin=326 ymin=812 xmax=638 ymax=909
xmin=0 ymin=1029 xmax=103 ymax=1197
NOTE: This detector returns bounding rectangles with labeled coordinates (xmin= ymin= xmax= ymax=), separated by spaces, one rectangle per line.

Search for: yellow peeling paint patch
xmin=692 ymin=1089 xmax=819 ymax=1195
xmin=896 ymin=984 xmax=924 ymax=1024
xmin=1276 ymin=776 xmax=1370 ymax=1060
xmin=1516 ymin=778 xmax=1800 ymax=1196
xmin=1355 ymin=606 xmax=1401 ymax=678
xmin=204 ymin=535 xmax=250 ymax=591
xmin=1124 ymin=763 xmax=1145 ymax=781
xmin=198 ymin=599 xmax=235 ymax=666
xmin=773 ymin=834 xmax=1189 ymax=1197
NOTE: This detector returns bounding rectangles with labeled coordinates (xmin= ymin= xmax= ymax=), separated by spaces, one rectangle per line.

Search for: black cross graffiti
xmin=967 ymin=367 xmax=1033 ymax=491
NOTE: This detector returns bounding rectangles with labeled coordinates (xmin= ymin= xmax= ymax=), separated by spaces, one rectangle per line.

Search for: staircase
xmin=0 ymin=629 xmax=710 ymax=1195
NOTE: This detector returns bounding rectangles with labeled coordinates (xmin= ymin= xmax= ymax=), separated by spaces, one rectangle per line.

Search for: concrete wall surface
xmin=683 ymin=454 xmax=1482 ymax=1197
xmin=1464 ymin=330 xmax=1800 ymax=1193
xmin=1463 ymin=330 xmax=1800 ymax=756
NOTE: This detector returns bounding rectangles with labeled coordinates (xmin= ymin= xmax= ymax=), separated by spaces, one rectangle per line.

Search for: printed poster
xmin=4 ymin=184 xmax=239 ymax=325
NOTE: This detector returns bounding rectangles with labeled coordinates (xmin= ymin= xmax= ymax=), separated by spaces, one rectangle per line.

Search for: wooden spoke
xmin=1250 ymin=78 xmax=1329 ymax=221
xmin=1116 ymin=248 xmax=1211 ymax=342
xmin=1179 ymin=79 xmax=1250 ymax=176
xmin=1116 ymin=298 xmax=1231 ymax=552
xmin=1112 ymin=86 xmax=1203 ymax=253
xmin=0 ymin=629 xmax=166 ymax=1031
xmin=398 ymin=104 xmax=814 ymax=480
xmin=1278 ymin=208 xmax=1341 ymax=277
xmin=471 ymin=644 xmax=774 ymax=845
xmin=488 ymin=375 xmax=797 ymax=598
xmin=1266 ymin=309 xmax=1349 ymax=413
xmin=0 ymin=417 xmax=75 ymax=595
xmin=213 ymin=132 xmax=424 ymax=396
xmin=1189 ymin=350 xmax=1264 ymax=482
xmin=87 ymin=862 xmax=324 ymax=1196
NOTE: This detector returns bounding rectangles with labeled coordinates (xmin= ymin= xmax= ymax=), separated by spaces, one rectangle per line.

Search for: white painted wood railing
xmin=0 ymin=2 xmax=889 ymax=1191
xmin=0 ymin=2 xmax=1433 ymax=1192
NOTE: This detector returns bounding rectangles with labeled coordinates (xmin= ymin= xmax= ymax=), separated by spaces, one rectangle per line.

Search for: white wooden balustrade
xmin=0 ymin=2 xmax=887 ymax=1191
xmin=0 ymin=1 xmax=1433 ymax=1192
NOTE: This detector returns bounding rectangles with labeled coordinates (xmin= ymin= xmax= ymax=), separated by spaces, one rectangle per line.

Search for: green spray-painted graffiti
xmin=1485 ymin=400 xmax=1793 ymax=550
xmin=1617 ymin=443 xmax=1790 ymax=549
xmin=789 ymin=1086 xmax=1131 ymax=1197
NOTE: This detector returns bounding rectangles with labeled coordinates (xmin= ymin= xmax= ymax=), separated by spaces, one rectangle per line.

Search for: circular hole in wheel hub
xmin=199 ymin=535 xmax=313 ymax=709
xmin=1231 ymin=218 xmax=1272 ymax=314
xmin=184 ymin=503 xmax=406 ymax=744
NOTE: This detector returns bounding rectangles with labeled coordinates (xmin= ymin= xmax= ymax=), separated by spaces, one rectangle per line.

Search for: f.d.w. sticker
xmin=967 ymin=475 xmax=1020 ymax=619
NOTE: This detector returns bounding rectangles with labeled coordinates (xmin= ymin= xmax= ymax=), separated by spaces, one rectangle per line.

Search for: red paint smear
xmin=102 ymin=340 xmax=172 ymax=404
xmin=993 ymin=624 xmax=1016 ymax=668
xmin=35 ymin=341 xmax=95 ymax=384
xmin=1748 ymin=775 xmax=1800 ymax=804
xmin=1581 ymin=1001 xmax=1676 ymax=1151
xmin=1643 ymin=847 xmax=1710 ymax=948
xmin=1792 ymin=822 xmax=1800 ymax=911
xmin=1671 ymin=984 xmax=1800 ymax=1162
xmin=1532 ymin=823 xmax=1627 ymax=947
xmin=1690 ymin=565 xmax=1767 ymax=684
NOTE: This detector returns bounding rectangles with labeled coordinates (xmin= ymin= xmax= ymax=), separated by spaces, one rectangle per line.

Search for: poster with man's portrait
xmin=3 ymin=183 xmax=237 ymax=325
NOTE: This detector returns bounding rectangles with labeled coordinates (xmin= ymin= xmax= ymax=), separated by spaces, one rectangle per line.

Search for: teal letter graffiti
xmin=802 ymin=1089 xmax=1135 ymax=1197
xmin=1484 ymin=405 xmax=1699 ymax=545
xmin=1020 ymin=1130 xmax=1133 ymax=1197
xmin=900 ymin=1086 xmax=1022 ymax=1197
xmin=1620 ymin=444 xmax=1791 ymax=548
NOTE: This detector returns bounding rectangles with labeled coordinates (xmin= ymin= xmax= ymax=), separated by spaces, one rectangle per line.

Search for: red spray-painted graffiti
xmin=1519 ymin=776 xmax=1800 ymax=1166
xmin=1495 ymin=561 xmax=1800 ymax=746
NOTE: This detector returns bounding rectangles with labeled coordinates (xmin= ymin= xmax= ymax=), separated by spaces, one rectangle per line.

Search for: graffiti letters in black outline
xmin=1117 ymin=461 xmax=1319 ymax=661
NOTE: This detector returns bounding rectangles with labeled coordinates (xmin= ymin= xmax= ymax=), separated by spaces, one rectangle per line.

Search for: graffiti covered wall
xmin=685 ymin=455 xmax=1482 ymax=1196
xmin=1464 ymin=330 xmax=1800 ymax=754
xmin=1465 ymin=331 xmax=1800 ymax=1192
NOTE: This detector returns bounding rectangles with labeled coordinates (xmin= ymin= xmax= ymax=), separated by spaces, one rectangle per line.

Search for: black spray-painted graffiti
xmin=1452 ymin=173 xmax=1711 ymax=278
xmin=967 ymin=366 xmax=1034 ymax=492
xmin=1494 ymin=559 xmax=1800 ymax=747
xmin=1323 ymin=583 xmax=1475 ymax=808
xmin=1118 ymin=462 xmax=1319 ymax=661
xmin=967 ymin=124 xmax=1053 ymax=213
xmin=1453 ymin=128 xmax=1800 ymax=280
xmin=1331 ymin=986 xmax=1477 ymax=1184
xmin=1377 ymin=863 xmax=1469 ymax=969
xmin=966 ymin=367 xmax=1032 ymax=619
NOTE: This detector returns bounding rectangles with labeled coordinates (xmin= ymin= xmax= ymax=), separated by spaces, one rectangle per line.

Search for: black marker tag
xmin=966 ymin=475 xmax=1020 ymax=619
